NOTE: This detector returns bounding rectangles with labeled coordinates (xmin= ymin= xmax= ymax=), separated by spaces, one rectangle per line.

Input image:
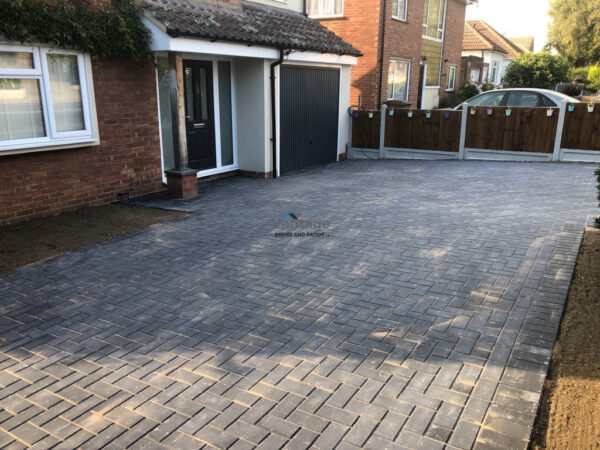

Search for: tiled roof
xmin=509 ymin=36 xmax=535 ymax=52
xmin=142 ymin=0 xmax=362 ymax=56
xmin=463 ymin=20 xmax=524 ymax=58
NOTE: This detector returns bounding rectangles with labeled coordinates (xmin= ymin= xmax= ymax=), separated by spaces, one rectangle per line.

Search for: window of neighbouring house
xmin=422 ymin=0 xmax=445 ymax=40
xmin=490 ymin=61 xmax=498 ymax=84
xmin=446 ymin=65 xmax=456 ymax=91
xmin=392 ymin=0 xmax=407 ymax=21
xmin=0 ymin=44 xmax=96 ymax=153
xmin=388 ymin=59 xmax=410 ymax=101
xmin=470 ymin=68 xmax=480 ymax=83
xmin=306 ymin=0 xmax=343 ymax=17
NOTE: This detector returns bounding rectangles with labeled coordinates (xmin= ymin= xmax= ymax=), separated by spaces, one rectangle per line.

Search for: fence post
xmin=379 ymin=104 xmax=388 ymax=159
xmin=552 ymin=100 xmax=567 ymax=162
xmin=458 ymin=102 xmax=469 ymax=160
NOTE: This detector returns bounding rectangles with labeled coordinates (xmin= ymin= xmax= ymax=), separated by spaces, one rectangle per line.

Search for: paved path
xmin=0 ymin=161 xmax=596 ymax=449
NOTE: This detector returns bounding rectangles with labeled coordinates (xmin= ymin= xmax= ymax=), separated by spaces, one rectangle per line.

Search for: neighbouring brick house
xmin=461 ymin=20 xmax=526 ymax=86
xmin=310 ymin=0 xmax=469 ymax=110
xmin=0 ymin=0 xmax=360 ymax=224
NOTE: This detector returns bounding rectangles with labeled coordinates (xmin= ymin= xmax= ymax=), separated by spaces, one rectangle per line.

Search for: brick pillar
xmin=165 ymin=169 xmax=199 ymax=199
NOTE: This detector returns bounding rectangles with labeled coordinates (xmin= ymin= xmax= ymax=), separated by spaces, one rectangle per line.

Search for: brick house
xmin=461 ymin=20 xmax=526 ymax=86
xmin=0 ymin=0 xmax=359 ymax=224
xmin=310 ymin=0 xmax=468 ymax=110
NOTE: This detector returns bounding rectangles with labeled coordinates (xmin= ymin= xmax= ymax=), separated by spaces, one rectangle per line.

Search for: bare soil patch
xmin=531 ymin=227 xmax=600 ymax=449
xmin=0 ymin=204 xmax=185 ymax=271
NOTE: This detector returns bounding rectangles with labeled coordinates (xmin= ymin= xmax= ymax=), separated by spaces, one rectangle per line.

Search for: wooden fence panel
xmin=561 ymin=103 xmax=600 ymax=150
xmin=351 ymin=111 xmax=380 ymax=150
xmin=465 ymin=106 xmax=558 ymax=153
xmin=384 ymin=109 xmax=461 ymax=151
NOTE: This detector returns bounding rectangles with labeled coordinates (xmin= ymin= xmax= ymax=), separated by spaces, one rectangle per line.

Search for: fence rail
xmin=350 ymin=101 xmax=600 ymax=163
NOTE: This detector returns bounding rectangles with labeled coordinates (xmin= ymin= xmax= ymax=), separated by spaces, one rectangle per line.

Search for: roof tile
xmin=142 ymin=0 xmax=362 ymax=56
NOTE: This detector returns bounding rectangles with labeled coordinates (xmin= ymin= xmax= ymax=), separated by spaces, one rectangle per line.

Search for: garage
xmin=280 ymin=66 xmax=340 ymax=175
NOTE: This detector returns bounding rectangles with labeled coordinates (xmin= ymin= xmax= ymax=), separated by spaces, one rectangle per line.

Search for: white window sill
xmin=445 ymin=89 xmax=455 ymax=92
xmin=0 ymin=138 xmax=100 ymax=157
xmin=392 ymin=16 xmax=408 ymax=22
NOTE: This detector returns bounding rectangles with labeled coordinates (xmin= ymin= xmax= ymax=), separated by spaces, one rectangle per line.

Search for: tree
xmin=502 ymin=52 xmax=570 ymax=89
xmin=589 ymin=65 xmax=600 ymax=91
xmin=548 ymin=0 xmax=600 ymax=66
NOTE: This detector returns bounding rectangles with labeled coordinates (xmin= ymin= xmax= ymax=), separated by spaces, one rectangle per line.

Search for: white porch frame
xmin=154 ymin=52 xmax=239 ymax=181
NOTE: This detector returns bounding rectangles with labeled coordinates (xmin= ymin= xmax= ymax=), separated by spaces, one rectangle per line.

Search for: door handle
xmin=193 ymin=123 xmax=207 ymax=129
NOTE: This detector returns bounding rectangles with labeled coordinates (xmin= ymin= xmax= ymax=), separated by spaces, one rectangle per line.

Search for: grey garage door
xmin=280 ymin=66 xmax=340 ymax=175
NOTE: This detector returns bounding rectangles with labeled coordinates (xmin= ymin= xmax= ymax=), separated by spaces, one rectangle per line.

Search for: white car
xmin=454 ymin=88 xmax=580 ymax=110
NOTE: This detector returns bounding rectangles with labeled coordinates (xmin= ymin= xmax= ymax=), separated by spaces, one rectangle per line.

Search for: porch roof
xmin=142 ymin=0 xmax=362 ymax=57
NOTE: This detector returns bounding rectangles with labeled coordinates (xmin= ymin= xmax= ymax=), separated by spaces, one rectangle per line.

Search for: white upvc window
xmin=422 ymin=0 xmax=445 ymax=40
xmin=388 ymin=59 xmax=411 ymax=102
xmin=490 ymin=61 xmax=499 ymax=84
xmin=306 ymin=0 xmax=343 ymax=18
xmin=0 ymin=44 xmax=97 ymax=153
xmin=392 ymin=0 xmax=408 ymax=21
xmin=446 ymin=64 xmax=456 ymax=91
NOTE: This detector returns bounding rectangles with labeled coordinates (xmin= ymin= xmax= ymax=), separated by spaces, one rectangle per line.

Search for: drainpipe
xmin=377 ymin=0 xmax=388 ymax=107
xmin=270 ymin=49 xmax=285 ymax=178
xmin=303 ymin=0 xmax=308 ymax=16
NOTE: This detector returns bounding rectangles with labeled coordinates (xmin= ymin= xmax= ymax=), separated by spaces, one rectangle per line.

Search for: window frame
xmin=387 ymin=58 xmax=411 ymax=102
xmin=0 ymin=43 xmax=98 ymax=154
xmin=306 ymin=0 xmax=344 ymax=18
xmin=490 ymin=61 xmax=499 ymax=84
xmin=422 ymin=0 xmax=446 ymax=41
xmin=392 ymin=0 xmax=408 ymax=21
xmin=446 ymin=64 xmax=456 ymax=91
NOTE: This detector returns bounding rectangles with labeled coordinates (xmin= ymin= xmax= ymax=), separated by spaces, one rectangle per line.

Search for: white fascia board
xmin=142 ymin=16 xmax=356 ymax=64
xmin=286 ymin=51 xmax=358 ymax=66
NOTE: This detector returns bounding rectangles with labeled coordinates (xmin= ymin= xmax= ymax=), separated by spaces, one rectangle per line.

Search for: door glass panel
xmin=185 ymin=67 xmax=195 ymax=121
xmin=0 ymin=79 xmax=46 ymax=141
xmin=199 ymin=67 xmax=208 ymax=122
xmin=156 ymin=56 xmax=175 ymax=171
xmin=47 ymin=54 xmax=85 ymax=132
xmin=218 ymin=61 xmax=234 ymax=166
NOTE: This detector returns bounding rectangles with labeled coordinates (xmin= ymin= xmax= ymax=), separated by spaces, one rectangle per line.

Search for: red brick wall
xmin=380 ymin=0 xmax=426 ymax=108
xmin=440 ymin=0 xmax=467 ymax=101
xmin=318 ymin=0 xmax=465 ymax=110
xmin=316 ymin=0 xmax=383 ymax=109
xmin=0 ymin=57 xmax=163 ymax=225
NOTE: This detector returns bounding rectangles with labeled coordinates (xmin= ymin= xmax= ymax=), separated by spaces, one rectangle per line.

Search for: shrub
xmin=562 ymin=84 xmax=583 ymax=97
xmin=568 ymin=66 xmax=591 ymax=83
xmin=481 ymin=83 xmax=495 ymax=92
xmin=457 ymin=83 xmax=479 ymax=102
xmin=503 ymin=52 xmax=571 ymax=89
xmin=588 ymin=66 xmax=600 ymax=91
xmin=438 ymin=94 xmax=460 ymax=109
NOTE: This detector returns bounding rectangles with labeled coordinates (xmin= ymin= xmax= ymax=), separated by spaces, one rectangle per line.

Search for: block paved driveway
xmin=0 ymin=160 xmax=597 ymax=450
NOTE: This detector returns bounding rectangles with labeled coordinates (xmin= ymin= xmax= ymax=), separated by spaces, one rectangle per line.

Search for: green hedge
xmin=0 ymin=0 xmax=152 ymax=63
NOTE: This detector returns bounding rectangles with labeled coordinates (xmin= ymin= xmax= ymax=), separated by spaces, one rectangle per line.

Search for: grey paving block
xmin=0 ymin=160 xmax=595 ymax=448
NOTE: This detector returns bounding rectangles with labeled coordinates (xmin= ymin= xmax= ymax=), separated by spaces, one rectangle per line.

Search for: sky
xmin=466 ymin=0 xmax=551 ymax=52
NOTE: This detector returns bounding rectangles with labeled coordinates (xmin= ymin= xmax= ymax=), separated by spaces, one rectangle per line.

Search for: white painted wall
xmin=235 ymin=58 xmax=271 ymax=173
xmin=247 ymin=0 xmax=304 ymax=12
xmin=423 ymin=88 xmax=440 ymax=110
xmin=338 ymin=65 xmax=352 ymax=157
